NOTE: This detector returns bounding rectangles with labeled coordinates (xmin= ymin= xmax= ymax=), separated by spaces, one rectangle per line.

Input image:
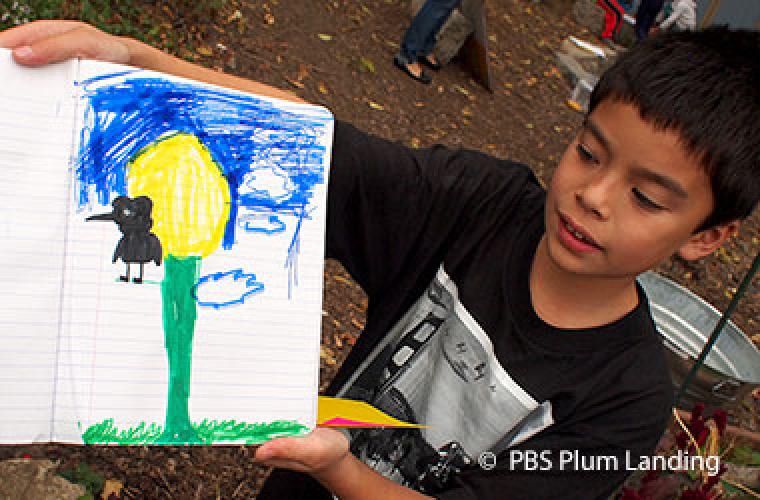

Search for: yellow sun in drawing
xmin=127 ymin=133 xmax=230 ymax=257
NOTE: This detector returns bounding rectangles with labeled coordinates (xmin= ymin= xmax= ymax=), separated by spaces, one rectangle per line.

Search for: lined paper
xmin=0 ymin=54 xmax=332 ymax=445
xmin=0 ymin=50 xmax=78 ymax=443
xmin=51 ymin=61 xmax=332 ymax=443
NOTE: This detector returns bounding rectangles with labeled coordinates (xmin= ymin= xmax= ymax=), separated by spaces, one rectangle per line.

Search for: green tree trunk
xmin=159 ymin=254 xmax=202 ymax=443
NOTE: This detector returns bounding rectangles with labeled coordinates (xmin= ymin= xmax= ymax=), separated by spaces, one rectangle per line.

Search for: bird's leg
xmin=133 ymin=263 xmax=144 ymax=284
xmin=120 ymin=263 xmax=130 ymax=282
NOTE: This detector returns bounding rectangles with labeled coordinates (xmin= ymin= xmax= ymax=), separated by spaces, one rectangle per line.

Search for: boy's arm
xmin=0 ymin=20 xmax=303 ymax=103
xmin=254 ymin=428 xmax=432 ymax=500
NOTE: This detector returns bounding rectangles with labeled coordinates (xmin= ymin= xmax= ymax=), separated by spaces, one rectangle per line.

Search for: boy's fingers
xmin=255 ymin=457 xmax=311 ymax=473
xmin=11 ymin=28 xmax=129 ymax=66
xmin=0 ymin=20 xmax=83 ymax=49
xmin=255 ymin=437 xmax=299 ymax=461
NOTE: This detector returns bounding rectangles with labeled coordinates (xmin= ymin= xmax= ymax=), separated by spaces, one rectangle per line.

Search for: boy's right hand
xmin=0 ymin=20 xmax=131 ymax=67
xmin=0 ymin=20 xmax=304 ymax=102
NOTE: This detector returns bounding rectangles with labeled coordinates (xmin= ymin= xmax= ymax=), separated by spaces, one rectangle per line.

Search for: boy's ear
xmin=677 ymin=220 xmax=741 ymax=261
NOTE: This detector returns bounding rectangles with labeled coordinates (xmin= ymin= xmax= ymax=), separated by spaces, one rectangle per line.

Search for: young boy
xmin=1 ymin=23 xmax=758 ymax=500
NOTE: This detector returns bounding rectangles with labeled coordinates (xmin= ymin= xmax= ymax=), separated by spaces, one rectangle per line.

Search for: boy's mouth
xmin=558 ymin=214 xmax=603 ymax=252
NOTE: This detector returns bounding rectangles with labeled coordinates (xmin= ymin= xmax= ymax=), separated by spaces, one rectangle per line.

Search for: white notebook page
xmin=0 ymin=51 xmax=78 ymax=443
xmin=54 ymin=60 xmax=331 ymax=444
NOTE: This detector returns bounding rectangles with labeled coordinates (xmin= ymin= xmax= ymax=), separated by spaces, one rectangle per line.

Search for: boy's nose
xmin=575 ymin=174 xmax=614 ymax=220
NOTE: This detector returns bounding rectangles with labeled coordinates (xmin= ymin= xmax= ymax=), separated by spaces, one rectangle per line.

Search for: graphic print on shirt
xmin=338 ymin=266 xmax=554 ymax=492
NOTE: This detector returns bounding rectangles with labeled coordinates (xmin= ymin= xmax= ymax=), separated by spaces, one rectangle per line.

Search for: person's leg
xmin=635 ymin=0 xmax=664 ymax=40
xmin=418 ymin=0 xmax=460 ymax=58
xmin=398 ymin=0 xmax=460 ymax=64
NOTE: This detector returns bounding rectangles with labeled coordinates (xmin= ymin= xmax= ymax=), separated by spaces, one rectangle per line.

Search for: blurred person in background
xmin=393 ymin=0 xmax=460 ymax=84
xmin=658 ymin=0 xmax=697 ymax=32
xmin=635 ymin=0 xmax=665 ymax=40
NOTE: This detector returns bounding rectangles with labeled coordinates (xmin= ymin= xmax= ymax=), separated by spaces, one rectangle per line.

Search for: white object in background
xmin=568 ymin=36 xmax=606 ymax=59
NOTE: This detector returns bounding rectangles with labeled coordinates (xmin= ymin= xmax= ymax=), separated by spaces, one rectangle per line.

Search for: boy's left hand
xmin=254 ymin=427 xmax=350 ymax=477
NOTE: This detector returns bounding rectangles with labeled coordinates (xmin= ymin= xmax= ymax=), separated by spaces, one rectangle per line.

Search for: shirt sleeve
xmin=326 ymin=120 xmax=537 ymax=302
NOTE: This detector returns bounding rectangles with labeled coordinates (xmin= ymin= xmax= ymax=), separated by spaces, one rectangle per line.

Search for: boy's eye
xmin=576 ymin=143 xmax=597 ymax=163
xmin=632 ymin=188 xmax=665 ymax=211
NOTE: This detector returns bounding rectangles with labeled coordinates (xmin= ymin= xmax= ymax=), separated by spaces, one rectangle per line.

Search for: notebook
xmin=0 ymin=49 xmax=333 ymax=445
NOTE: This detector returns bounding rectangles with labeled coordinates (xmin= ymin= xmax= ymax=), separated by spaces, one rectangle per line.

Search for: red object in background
xmin=596 ymin=0 xmax=625 ymax=39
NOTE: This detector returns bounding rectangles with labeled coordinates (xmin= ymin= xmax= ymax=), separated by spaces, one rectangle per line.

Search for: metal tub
xmin=638 ymin=271 xmax=760 ymax=411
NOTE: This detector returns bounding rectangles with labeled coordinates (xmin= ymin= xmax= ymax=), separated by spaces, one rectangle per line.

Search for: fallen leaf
xmin=263 ymin=12 xmax=275 ymax=24
xmin=367 ymin=100 xmax=384 ymax=111
xmin=351 ymin=318 xmax=365 ymax=329
xmin=333 ymin=275 xmax=353 ymax=285
xmin=227 ymin=10 xmax=243 ymax=22
xmin=318 ymin=82 xmax=329 ymax=94
xmin=413 ymin=101 xmax=426 ymax=108
xmin=197 ymin=46 xmax=213 ymax=56
xmin=101 ymin=479 xmax=123 ymax=500
xmin=358 ymin=57 xmax=375 ymax=73
xmin=453 ymin=84 xmax=470 ymax=96
xmin=320 ymin=346 xmax=336 ymax=365
xmin=285 ymin=78 xmax=304 ymax=89
xmin=317 ymin=33 xmax=333 ymax=41
xmin=525 ymin=123 xmax=534 ymax=129
xmin=410 ymin=137 xmax=421 ymax=148
xmin=566 ymin=99 xmax=583 ymax=112
xmin=296 ymin=63 xmax=309 ymax=82
xmin=462 ymin=107 xmax=473 ymax=117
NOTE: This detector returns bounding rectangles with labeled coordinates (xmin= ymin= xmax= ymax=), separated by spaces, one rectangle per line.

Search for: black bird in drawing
xmin=87 ymin=195 xmax=163 ymax=283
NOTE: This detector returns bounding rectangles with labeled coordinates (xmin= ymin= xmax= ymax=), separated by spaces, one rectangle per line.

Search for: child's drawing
xmin=70 ymin=69 xmax=331 ymax=444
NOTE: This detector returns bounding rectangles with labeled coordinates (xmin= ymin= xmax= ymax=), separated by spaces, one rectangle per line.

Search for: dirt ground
xmin=1 ymin=0 xmax=757 ymax=497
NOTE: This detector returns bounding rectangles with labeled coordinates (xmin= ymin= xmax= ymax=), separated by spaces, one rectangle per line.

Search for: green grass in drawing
xmin=82 ymin=419 xmax=309 ymax=445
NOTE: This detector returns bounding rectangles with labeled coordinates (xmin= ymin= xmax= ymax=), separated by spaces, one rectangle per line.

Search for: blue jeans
xmin=635 ymin=0 xmax=664 ymax=40
xmin=397 ymin=0 xmax=461 ymax=64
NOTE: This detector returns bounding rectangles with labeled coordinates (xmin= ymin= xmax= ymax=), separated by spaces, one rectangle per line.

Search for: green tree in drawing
xmin=127 ymin=133 xmax=231 ymax=443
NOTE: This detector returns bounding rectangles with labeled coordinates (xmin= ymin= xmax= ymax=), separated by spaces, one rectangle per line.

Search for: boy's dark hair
xmin=589 ymin=26 xmax=760 ymax=231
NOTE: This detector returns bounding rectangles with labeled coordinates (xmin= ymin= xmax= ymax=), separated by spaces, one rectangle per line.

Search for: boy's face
xmin=543 ymin=99 xmax=721 ymax=280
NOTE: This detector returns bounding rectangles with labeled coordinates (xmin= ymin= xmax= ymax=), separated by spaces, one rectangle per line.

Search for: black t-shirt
xmin=258 ymin=121 xmax=673 ymax=500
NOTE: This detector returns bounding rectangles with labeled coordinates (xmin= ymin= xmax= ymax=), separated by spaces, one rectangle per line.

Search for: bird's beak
xmin=86 ymin=212 xmax=116 ymax=221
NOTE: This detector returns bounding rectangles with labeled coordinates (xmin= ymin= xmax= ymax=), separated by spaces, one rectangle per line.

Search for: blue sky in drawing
xmin=73 ymin=71 xmax=332 ymax=295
